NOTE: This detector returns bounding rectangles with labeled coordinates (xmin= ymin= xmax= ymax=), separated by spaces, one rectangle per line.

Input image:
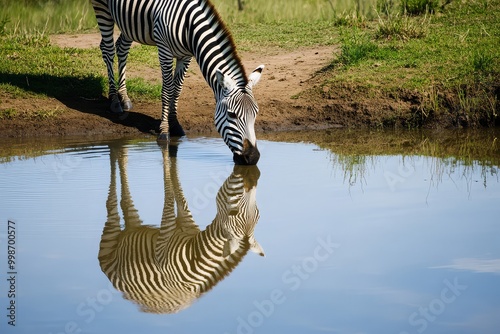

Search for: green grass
xmin=375 ymin=12 xmax=430 ymax=40
xmin=322 ymin=0 xmax=500 ymax=127
xmin=401 ymin=0 xmax=439 ymax=14
xmin=0 ymin=108 xmax=17 ymax=120
xmin=0 ymin=0 xmax=96 ymax=34
xmin=127 ymin=77 xmax=162 ymax=100
xmin=0 ymin=0 xmax=378 ymax=34
xmin=214 ymin=0 xmax=379 ymax=23
xmin=0 ymin=33 xmax=106 ymax=98
xmin=336 ymin=29 xmax=379 ymax=66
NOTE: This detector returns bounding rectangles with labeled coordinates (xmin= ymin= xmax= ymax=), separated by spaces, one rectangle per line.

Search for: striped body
xmin=91 ymin=0 xmax=264 ymax=164
xmin=99 ymin=143 xmax=263 ymax=313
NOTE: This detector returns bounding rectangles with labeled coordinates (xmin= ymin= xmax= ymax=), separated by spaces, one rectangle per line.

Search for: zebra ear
xmin=248 ymin=65 xmax=265 ymax=89
xmin=216 ymin=69 xmax=237 ymax=92
xmin=250 ymin=238 xmax=265 ymax=257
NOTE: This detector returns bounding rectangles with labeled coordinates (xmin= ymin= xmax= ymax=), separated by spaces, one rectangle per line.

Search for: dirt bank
xmin=0 ymin=33 xmax=443 ymax=138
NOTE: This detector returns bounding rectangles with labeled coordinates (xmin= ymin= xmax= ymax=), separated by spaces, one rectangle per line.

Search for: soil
xmin=0 ymin=33 xmax=425 ymax=138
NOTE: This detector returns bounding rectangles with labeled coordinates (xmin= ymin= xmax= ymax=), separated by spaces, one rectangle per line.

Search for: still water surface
xmin=0 ymin=130 xmax=499 ymax=334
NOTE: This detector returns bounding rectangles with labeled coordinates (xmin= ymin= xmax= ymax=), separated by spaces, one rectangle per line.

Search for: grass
xmin=0 ymin=108 xmax=17 ymax=120
xmin=336 ymin=29 xmax=379 ymax=66
xmin=471 ymin=50 xmax=495 ymax=74
xmin=375 ymin=12 xmax=430 ymax=40
xmin=0 ymin=0 xmax=377 ymax=34
xmin=401 ymin=0 xmax=439 ymax=14
xmin=214 ymin=0 xmax=379 ymax=23
xmin=0 ymin=33 xmax=106 ymax=97
xmin=0 ymin=0 xmax=96 ymax=34
xmin=126 ymin=77 xmax=162 ymax=100
xmin=322 ymin=0 xmax=500 ymax=127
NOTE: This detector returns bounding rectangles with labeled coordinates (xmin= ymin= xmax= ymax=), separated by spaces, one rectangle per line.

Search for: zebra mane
xmin=203 ymin=0 xmax=248 ymax=86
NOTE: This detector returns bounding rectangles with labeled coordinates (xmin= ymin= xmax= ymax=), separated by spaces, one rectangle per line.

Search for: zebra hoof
xmin=169 ymin=122 xmax=185 ymax=137
xmin=157 ymin=132 xmax=170 ymax=143
xmin=109 ymin=100 xmax=123 ymax=114
xmin=121 ymin=99 xmax=133 ymax=112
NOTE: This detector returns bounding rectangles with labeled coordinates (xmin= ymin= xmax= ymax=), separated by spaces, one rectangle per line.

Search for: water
xmin=1 ymin=130 xmax=499 ymax=334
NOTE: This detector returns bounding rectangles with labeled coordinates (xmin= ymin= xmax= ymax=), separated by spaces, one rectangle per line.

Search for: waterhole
xmin=1 ymin=129 xmax=499 ymax=333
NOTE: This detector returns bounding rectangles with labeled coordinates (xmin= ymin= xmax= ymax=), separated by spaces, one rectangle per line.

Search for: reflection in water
xmin=98 ymin=142 xmax=264 ymax=314
xmin=0 ymin=134 xmax=499 ymax=333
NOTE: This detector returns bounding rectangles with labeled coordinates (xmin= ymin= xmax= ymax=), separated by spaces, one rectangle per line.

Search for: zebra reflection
xmin=98 ymin=143 xmax=264 ymax=314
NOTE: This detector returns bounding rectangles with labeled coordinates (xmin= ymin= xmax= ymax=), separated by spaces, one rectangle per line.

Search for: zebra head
xmin=220 ymin=165 xmax=265 ymax=258
xmin=215 ymin=65 xmax=264 ymax=165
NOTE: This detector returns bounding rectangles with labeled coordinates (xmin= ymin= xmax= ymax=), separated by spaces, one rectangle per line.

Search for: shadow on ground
xmin=0 ymin=71 xmax=160 ymax=134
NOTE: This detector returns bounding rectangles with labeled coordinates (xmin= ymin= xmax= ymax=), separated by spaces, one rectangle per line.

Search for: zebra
xmin=90 ymin=0 xmax=264 ymax=165
xmin=98 ymin=141 xmax=264 ymax=313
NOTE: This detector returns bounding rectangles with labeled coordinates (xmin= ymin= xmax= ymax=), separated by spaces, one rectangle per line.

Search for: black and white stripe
xmin=98 ymin=144 xmax=263 ymax=313
xmin=91 ymin=0 xmax=264 ymax=164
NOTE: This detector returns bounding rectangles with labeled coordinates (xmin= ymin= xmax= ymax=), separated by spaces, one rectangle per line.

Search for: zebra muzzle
xmin=233 ymin=139 xmax=260 ymax=165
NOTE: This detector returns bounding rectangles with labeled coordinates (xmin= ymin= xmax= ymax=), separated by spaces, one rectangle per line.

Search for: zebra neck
xmin=196 ymin=219 xmax=249 ymax=257
xmin=190 ymin=0 xmax=247 ymax=96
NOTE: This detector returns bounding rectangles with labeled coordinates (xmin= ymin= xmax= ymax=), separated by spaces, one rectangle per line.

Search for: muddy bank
xmin=1 ymin=34 xmax=497 ymax=138
xmin=0 ymin=40 xmax=338 ymax=137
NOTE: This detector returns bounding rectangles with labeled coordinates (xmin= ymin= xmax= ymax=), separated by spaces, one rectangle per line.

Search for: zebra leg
xmin=117 ymin=147 xmax=143 ymax=229
xmin=157 ymin=47 xmax=175 ymax=142
xmin=116 ymin=34 xmax=133 ymax=113
xmin=104 ymin=43 xmax=123 ymax=115
xmin=169 ymin=144 xmax=198 ymax=235
xmin=98 ymin=144 xmax=122 ymax=267
xmin=168 ymin=57 xmax=192 ymax=137
xmin=157 ymin=145 xmax=177 ymax=243
xmin=157 ymin=145 xmax=199 ymax=246
xmin=92 ymin=2 xmax=122 ymax=114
